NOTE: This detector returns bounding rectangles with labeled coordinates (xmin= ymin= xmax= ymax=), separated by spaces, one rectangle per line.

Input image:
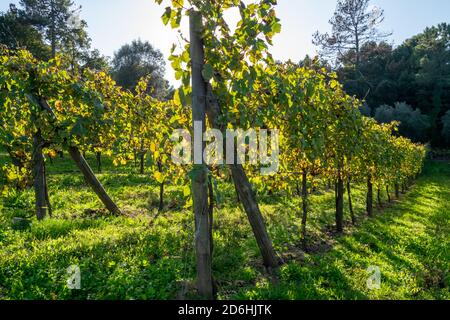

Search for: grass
xmin=0 ymin=153 xmax=448 ymax=300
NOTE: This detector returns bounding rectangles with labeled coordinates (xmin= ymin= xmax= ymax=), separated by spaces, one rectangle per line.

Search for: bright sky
xmin=1 ymin=0 xmax=449 ymax=85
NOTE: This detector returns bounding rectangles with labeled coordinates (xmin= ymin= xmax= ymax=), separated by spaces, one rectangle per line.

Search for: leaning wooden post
xmin=68 ymin=147 xmax=121 ymax=215
xmin=205 ymin=85 xmax=280 ymax=270
xmin=189 ymin=10 xmax=214 ymax=300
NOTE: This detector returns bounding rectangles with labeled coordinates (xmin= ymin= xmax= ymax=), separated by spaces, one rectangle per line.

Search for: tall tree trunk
xmin=367 ymin=175 xmax=373 ymax=217
xmin=386 ymin=185 xmax=391 ymax=203
xmin=355 ymin=30 xmax=360 ymax=72
xmin=32 ymin=132 xmax=47 ymax=220
xmin=190 ymin=11 xmax=214 ymax=300
xmin=335 ymin=172 xmax=344 ymax=233
xmin=68 ymin=147 xmax=121 ymax=215
xmin=205 ymin=86 xmax=280 ymax=270
xmin=50 ymin=0 xmax=56 ymax=58
xmin=301 ymin=172 xmax=308 ymax=249
xmin=347 ymin=179 xmax=356 ymax=225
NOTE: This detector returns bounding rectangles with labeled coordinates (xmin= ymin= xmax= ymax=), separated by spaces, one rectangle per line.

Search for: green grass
xmin=0 ymin=153 xmax=448 ymax=300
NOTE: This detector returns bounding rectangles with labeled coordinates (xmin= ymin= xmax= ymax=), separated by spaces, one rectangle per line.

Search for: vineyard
xmin=0 ymin=0 xmax=448 ymax=301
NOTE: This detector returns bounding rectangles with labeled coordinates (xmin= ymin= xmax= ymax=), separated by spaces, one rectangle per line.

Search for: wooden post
xmin=139 ymin=140 xmax=145 ymax=174
xmin=43 ymin=161 xmax=52 ymax=217
xmin=205 ymin=84 xmax=280 ymax=269
xmin=367 ymin=175 xmax=373 ymax=217
xmin=301 ymin=171 xmax=308 ymax=249
xmin=335 ymin=172 xmax=344 ymax=233
xmin=68 ymin=147 xmax=121 ymax=215
xmin=32 ymin=132 xmax=47 ymax=220
xmin=229 ymin=165 xmax=280 ymax=268
xmin=30 ymin=92 xmax=52 ymax=221
xmin=33 ymin=97 xmax=121 ymax=216
xmin=347 ymin=179 xmax=356 ymax=225
xmin=190 ymin=11 xmax=214 ymax=300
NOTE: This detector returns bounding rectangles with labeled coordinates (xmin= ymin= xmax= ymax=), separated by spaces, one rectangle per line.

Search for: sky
xmin=1 ymin=0 xmax=449 ymax=85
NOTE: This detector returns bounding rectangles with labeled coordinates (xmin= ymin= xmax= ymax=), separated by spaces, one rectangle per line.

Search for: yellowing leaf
xmin=183 ymin=185 xmax=191 ymax=197
xmin=153 ymin=171 xmax=164 ymax=184
xmin=150 ymin=142 xmax=157 ymax=153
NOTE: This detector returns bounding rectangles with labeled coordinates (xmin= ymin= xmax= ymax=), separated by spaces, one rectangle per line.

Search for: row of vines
xmin=0 ymin=0 xmax=426 ymax=299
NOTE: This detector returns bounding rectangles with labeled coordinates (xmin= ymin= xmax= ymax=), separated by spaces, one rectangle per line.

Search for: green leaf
xmin=271 ymin=21 xmax=281 ymax=34
xmin=202 ymin=63 xmax=214 ymax=82
xmin=71 ymin=119 xmax=87 ymax=137
xmin=162 ymin=7 xmax=172 ymax=25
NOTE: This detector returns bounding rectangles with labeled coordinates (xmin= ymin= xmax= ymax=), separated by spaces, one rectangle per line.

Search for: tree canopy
xmin=111 ymin=39 xmax=170 ymax=99
xmin=313 ymin=0 xmax=391 ymax=69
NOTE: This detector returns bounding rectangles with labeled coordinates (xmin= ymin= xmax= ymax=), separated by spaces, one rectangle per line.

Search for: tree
xmin=313 ymin=0 xmax=391 ymax=70
xmin=0 ymin=4 xmax=51 ymax=60
xmin=111 ymin=39 xmax=169 ymax=98
xmin=60 ymin=8 xmax=92 ymax=72
xmin=374 ymin=102 xmax=431 ymax=142
xmin=359 ymin=103 xmax=372 ymax=117
xmin=336 ymin=24 xmax=450 ymax=146
xmin=1 ymin=48 xmax=123 ymax=219
xmin=2 ymin=1 xmax=108 ymax=73
xmin=374 ymin=104 xmax=395 ymax=123
xmin=339 ymin=41 xmax=394 ymax=104
xmin=18 ymin=0 xmax=90 ymax=59
xmin=404 ymin=24 xmax=450 ymax=146
xmin=80 ymin=48 xmax=109 ymax=72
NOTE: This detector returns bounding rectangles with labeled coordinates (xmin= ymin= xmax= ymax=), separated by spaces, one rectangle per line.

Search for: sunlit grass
xmin=0 ymin=154 xmax=448 ymax=300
